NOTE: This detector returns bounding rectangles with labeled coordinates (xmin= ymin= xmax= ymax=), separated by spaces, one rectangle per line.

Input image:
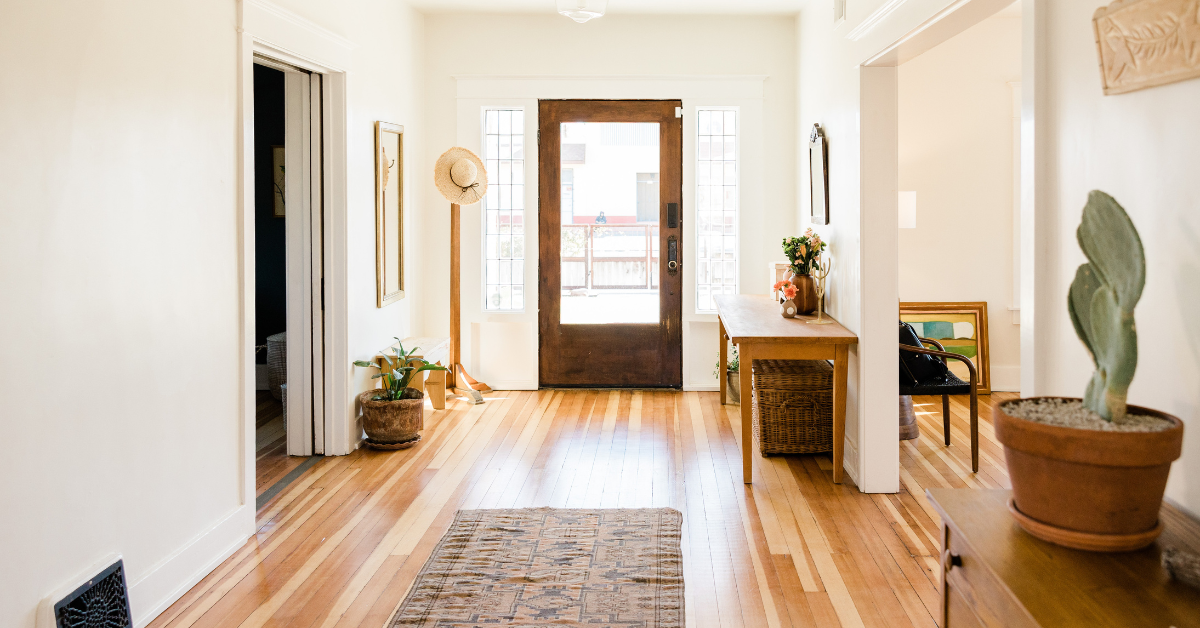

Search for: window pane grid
xmin=696 ymin=109 xmax=737 ymax=312
xmin=484 ymin=109 xmax=525 ymax=311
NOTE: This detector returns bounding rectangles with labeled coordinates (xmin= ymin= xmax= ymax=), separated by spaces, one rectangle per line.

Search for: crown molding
xmin=846 ymin=0 xmax=909 ymax=40
xmin=241 ymin=0 xmax=356 ymax=52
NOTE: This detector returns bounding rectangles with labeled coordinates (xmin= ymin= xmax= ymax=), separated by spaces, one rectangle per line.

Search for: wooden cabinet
xmin=928 ymin=489 xmax=1200 ymax=628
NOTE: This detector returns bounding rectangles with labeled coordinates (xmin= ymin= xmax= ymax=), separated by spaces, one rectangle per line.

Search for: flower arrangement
xmin=772 ymin=280 xmax=799 ymax=301
xmin=782 ymin=228 xmax=827 ymax=275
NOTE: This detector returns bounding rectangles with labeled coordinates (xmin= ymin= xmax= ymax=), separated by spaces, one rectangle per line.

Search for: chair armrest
xmin=899 ymin=343 xmax=978 ymax=387
xmin=918 ymin=337 xmax=946 ymax=351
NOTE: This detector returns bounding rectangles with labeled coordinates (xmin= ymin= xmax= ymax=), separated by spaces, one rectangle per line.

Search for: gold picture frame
xmin=900 ymin=301 xmax=991 ymax=394
xmin=375 ymin=121 xmax=404 ymax=307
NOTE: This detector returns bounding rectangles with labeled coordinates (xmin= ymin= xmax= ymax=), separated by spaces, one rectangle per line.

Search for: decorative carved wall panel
xmin=1094 ymin=0 xmax=1200 ymax=95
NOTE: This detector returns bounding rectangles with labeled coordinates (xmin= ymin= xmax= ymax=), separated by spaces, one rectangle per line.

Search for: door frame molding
xmin=237 ymin=0 xmax=351 ymax=519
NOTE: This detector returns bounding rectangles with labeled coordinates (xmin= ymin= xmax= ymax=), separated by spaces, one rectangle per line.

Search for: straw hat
xmin=433 ymin=147 xmax=488 ymax=205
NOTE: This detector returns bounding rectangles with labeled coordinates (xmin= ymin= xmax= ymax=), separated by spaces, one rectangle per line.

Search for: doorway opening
xmin=896 ymin=2 xmax=1022 ymax=394
xmin=538 ymin=100 xmax=683 ymax=387
xmin=251 ymin=56 xmax=325 ymax=507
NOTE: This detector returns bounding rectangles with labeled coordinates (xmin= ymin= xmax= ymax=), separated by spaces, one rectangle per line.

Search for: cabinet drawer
xmin=943 ymin=525 xmax=1039 ymax=628
xmin=946 ymin=586 xmax=985 ymax=628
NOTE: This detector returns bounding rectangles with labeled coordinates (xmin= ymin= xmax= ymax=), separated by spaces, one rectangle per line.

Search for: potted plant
xmin=994 ymin=191 xmax=1184 ymax=552
xmin=781 ymin=229 xmax=826 ymax=314
xmin=714 ymin=346 xmax=741 ymax=403
xmin=353 ymin=339 xmax=448 ymax=449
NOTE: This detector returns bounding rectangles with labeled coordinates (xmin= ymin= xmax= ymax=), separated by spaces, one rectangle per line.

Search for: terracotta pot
xmin=787 ymin=272 xmax=819 ymax=314
xmin=994 ymin=397 xmax=1184 ymax=551
xmin=359 ymin=388 xmax=424 ymax=446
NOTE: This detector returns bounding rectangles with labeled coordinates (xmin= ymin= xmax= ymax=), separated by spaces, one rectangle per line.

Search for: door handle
xmin=667 ymin=236 xmax=679 ymax=274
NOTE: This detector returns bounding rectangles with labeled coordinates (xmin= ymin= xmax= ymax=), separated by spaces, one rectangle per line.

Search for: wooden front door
xmin=538 ymin=100 xmax=683 ymax=387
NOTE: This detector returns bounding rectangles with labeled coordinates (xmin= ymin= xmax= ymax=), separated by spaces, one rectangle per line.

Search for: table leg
xmin=832 ymin=344 xmax=849 ymax=484
xmin=719 ymin=318 xmax=727 ymax=405
xmin=740 ymin=344 xmax=754 ymax=483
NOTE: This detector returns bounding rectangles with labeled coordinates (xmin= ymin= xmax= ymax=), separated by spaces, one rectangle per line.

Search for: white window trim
xmin=480 ymin=105 xmax=527 ymax=313
xmin=694 ymin=105 xmax=740 ymax=314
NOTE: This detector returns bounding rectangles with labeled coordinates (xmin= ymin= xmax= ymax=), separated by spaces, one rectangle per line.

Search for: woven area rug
xmin=388 ymin=507 xmax=683 ymax=627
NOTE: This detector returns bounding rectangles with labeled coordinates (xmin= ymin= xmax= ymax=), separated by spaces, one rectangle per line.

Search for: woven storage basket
xmin=267 ymin=332 xmax=287 ymax=401
xmin=752 ymin=359 xmax=834 ymax=455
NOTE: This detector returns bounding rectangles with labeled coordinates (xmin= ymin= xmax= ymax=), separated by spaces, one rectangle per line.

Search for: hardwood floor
xmin=256 ymin=391 xmax=308 ymax=497
xmin=152 ymin=390 xmax=1015 ymax=628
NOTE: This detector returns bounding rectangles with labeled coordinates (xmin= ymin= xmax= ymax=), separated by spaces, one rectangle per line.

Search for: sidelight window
xmin=695 ymin=108 xmax=738 ymax=313
xmin=483 ymin=108 xmax=525 ymax=311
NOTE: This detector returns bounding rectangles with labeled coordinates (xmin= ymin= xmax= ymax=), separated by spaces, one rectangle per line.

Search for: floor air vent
xmin=52 ymin=559 xmax=132 ymax=628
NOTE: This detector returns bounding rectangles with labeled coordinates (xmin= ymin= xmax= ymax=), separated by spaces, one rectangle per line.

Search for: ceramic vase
xmin=780 ymin=298 xmax=798 ymax=318
xmin=788 ymin=272 xmax=819 ymax=314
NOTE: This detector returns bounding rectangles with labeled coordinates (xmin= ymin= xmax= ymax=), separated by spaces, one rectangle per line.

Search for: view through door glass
xmin=559 ymin=122 xmax=660 ymax=324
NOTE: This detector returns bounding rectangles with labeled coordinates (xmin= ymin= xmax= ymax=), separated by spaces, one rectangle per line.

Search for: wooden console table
xmin=715 ymin=294 xmax=858 ymax=484
xmin=928 ymin=488 xmax=1200 ymax=628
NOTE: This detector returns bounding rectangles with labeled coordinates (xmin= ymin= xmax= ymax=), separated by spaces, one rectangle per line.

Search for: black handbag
xmin=899 ymin=321 xmax=948 ymax=385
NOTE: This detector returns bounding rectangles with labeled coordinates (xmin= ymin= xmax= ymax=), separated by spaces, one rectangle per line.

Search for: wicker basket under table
xmin=751 ymin=359 xmax=834 ymax=455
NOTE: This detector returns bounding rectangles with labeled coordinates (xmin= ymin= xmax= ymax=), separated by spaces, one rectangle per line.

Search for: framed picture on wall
xmin=809 ymin=123 xmax=829 ymax=225
xmin=900 ymin=301 xmax=991 ymax=394
xmin=375 ymin=121 xmax=405 ymax=307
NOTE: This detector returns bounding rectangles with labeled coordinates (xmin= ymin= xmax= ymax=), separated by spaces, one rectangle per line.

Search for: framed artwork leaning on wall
xmin=900 ymin=301 xmax=991 ymax=394
xmin=375 ymin=121 xmax=405 ymax=307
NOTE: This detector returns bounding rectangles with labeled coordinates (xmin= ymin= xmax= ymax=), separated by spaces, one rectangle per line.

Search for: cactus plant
xmin=1067 ymin=191 xmax=1145 ymax=421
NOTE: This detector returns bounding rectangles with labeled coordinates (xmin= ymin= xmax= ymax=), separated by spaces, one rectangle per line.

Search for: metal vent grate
xmin=53 ymin=560 xmax=132 ymax=628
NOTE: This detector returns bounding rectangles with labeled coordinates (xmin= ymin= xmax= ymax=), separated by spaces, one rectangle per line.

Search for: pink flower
xmin=782 ymin=284 xmax=798 ymax=299
xmin=773 ymin=280 xmax=788 ymax=292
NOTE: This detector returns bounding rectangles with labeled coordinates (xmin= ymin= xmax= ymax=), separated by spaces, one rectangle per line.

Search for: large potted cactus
xmin=994 ymin=191 xmax=1184 ymax=552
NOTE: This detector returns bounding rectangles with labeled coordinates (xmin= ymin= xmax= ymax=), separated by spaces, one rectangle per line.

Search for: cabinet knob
xmin=942 ymin=550 xmax=962 ymax=573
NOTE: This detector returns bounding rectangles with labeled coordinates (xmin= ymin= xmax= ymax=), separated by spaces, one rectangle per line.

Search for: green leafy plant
xmin=782 ymin=228 xmax=827 ymax=275
xmin=353 ymin=339 xmax=448 ymax=401
xmin=1068 ymin=191 xmax=1144 ymax=421
xmin=713 ymin=346 xmax=740 ymax=378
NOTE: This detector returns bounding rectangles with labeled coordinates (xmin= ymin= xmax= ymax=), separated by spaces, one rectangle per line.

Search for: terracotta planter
xmin=359 ymin=388 xmax=424 ymax=448
xmin=787 ymin=272 xmax=819 ymax=314
xmin=994 ymin=397 xmax=1184 ymax=552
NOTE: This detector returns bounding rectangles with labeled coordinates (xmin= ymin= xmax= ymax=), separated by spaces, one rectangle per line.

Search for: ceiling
xmin=405 ymin=0 xmax=805 ymax=15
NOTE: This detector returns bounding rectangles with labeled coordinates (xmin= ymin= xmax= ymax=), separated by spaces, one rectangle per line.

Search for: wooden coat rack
xmin=449 ymin=202 xmax=490 ymax=404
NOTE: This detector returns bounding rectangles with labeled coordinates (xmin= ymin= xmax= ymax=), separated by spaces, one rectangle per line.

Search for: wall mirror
xmin=375 ymin=121 xmax=404 ymax=306
xmin=809 ymin=123 xmax=829 ymax=225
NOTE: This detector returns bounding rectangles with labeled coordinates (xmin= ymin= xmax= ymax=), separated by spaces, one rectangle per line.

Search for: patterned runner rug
xmin=388 ymin=507 xmax=684 ymax=627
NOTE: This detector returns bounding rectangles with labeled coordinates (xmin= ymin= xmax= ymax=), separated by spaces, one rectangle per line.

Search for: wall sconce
xmin=899 ymin=191 xmax=917 ymax=229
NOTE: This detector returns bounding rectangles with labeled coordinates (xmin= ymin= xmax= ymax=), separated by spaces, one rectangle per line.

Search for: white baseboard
xmin=842 ymin=439 xmax=861 ymax=487
xmin=129 ymin=505 xmax=254 ymax=627
xmin=485 ymin=380 xmax=538 ymax=391
xmin=990 ymin=365 xmax=1020 ymax=392
xmin=684 ymin=384 xmax=720 ymax=392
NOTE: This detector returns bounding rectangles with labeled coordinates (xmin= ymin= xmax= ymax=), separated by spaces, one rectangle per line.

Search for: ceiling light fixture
xmin=557 ymin=0 xmax=606 ymax=23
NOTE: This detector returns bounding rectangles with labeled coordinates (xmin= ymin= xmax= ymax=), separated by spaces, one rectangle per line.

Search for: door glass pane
xmin=560 ymin=122 xmax=660 ymax=324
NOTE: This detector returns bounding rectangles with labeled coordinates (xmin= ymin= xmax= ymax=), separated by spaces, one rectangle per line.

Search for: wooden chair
xmin=899 ymin=337 xmax=979 ymax=472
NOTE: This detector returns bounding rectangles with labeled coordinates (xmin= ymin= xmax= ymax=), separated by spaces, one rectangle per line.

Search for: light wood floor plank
xmin=151 ymin=391 xmax=1016 ymax=628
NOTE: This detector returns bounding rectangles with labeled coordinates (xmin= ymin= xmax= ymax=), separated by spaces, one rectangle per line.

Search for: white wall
xmin=0 ymin=0 xmax=425 ymax=625
xmin=421 ymin=14 xmax=797 ymax=392
xmin=898 ymin=14 xmax=1022 ymax=391
xmin=1029 ymin=0 xmax=1200 ymax=514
